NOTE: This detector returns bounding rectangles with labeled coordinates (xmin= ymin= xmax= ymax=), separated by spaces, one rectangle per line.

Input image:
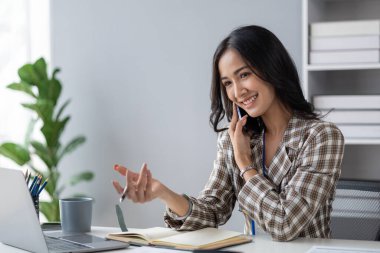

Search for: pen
xmin=31 ymin=175 xmax=42 ymax=196
xmin=26 ymin=171 xmax=31 ymax=185
xmin=37 ymin=178 xmax=49 ymax=195
xmin=119 ymin=187 xmax=127 ymax=203
xmin=115 ymin=204 xmax=128 ymax=232
xmin=29 ymin=175 xmax=38 ymax=191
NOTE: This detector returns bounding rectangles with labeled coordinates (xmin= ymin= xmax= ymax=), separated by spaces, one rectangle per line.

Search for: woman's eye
xmin=240 ymin=72 xmax=250 ymax=79
xmin=223 ymin=81 xmax=232 ymax=87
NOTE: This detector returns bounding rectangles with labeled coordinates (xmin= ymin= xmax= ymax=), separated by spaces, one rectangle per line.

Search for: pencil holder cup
xmin=32 ymin=195 xmax=39 ymax=219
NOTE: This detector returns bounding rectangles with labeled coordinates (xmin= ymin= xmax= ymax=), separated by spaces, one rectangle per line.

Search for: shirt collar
xmin=249 ymin=113 xmax=304 ymax=150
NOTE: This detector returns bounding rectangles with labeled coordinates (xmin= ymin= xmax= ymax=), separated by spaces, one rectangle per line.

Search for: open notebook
xmin=106 ymin=227 xmax=252 ymax=250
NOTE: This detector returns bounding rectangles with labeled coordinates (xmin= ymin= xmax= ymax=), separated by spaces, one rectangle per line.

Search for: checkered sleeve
xmin=238 ymin=123 xmax=344 ymax=241
xmin=164 ymin=132 xmax=236 ymax=230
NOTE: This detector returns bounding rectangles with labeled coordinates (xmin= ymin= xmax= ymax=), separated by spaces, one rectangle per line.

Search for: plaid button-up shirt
xmin=164 ymin=114 xmax=345 ymax=241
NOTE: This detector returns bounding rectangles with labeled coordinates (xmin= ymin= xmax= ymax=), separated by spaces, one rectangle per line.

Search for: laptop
xmin=0 ymin=168 xmax=129 ymax=253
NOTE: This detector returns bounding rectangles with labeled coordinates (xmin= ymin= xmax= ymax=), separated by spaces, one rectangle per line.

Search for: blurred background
xmin=0 ymin=0 xmax=301 ymax=232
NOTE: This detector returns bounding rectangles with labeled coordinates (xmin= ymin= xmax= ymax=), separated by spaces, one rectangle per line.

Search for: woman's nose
xmin=233 ymin=82 xmax=246 ymax=99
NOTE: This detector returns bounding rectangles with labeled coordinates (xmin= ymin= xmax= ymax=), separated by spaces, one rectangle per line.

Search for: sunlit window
xmin=0 ymin=0 xmax=50 ymax=168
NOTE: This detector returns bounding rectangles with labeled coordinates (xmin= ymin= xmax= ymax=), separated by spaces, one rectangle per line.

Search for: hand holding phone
xmin=237 ymin=106 xmax=248 ymax=120
xmin=236 ymin=106 xmax=249 ymax=132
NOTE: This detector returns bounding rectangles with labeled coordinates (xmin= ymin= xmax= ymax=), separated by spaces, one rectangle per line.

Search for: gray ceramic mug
xmin=60 ymin=197 xmax=93 ymax=234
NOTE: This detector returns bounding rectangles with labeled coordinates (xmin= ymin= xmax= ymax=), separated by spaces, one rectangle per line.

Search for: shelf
xmin=345 ymin=138 xmax=380 ymax=145
xmin=307 ymin=64 xmax=380 ymax=71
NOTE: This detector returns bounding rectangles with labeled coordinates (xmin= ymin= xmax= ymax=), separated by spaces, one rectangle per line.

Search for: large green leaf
xmin=33 ymin=57 xmax=48 ymax=80
xmin=69 ymin=171 xmax=94 ymax=186
xmin=41 ymin=116 xmax=70 ymax=148
xmin=36 ymin=79 xmax=61 ymax=106
xmin=30 ymin=140 xmax=54 ymax=168
xmin=0 ymin=143 xmax=31 ymax=165
xmin=22 ymin=99 xmax=54 ymax=123
xmin=7 ymin=81 xmax=36 ymax=98
xmin=18 ymin=63 xmax=40 ymax=85
xmin=37 ymin=79 xmax=49 ymax=100
xmin=58 ymin=136 xmax=86 ymax=160
xmin=55 ymin=99 xmax=71 ymax=121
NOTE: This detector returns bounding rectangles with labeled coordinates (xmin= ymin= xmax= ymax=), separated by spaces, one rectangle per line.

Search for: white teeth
xmin=243 ymin=95 xmax=258 ymax=105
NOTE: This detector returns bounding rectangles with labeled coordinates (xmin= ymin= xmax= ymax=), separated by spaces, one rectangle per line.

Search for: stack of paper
xmin=313 ymin=95 xmax=380 ymax=138
xmin=310 ymin=20 xmax=380 ymax=64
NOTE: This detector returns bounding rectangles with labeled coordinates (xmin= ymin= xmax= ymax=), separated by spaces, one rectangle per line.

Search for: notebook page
xmin=156 ymin=227 xmax=241 ymax=246
xmin=119 ymin=227 xmax=179 ymax=241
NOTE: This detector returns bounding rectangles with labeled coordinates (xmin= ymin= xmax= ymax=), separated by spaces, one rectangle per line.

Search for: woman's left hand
xmin=228 ymin=104 xmax=252 ymax=169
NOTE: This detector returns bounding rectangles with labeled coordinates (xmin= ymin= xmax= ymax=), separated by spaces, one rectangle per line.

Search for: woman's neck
xmin=261 ymin=101 xmax=292 ymax=137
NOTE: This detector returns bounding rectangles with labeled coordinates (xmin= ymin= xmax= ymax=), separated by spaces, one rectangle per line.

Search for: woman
xmin=112 ymin=25 xmax=344 ymax=241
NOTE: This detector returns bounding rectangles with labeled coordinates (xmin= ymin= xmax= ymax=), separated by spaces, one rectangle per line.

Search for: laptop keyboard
xmin=45 ymin=236 xmax=90 ymax=252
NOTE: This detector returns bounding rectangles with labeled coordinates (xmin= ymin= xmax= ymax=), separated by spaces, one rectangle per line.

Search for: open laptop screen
xmin=0 ymin=168 xmax=128 ymax=253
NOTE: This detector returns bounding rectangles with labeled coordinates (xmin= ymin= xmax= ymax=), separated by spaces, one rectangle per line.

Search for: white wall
xmin=50 ymin=0 xmax=301 ymax=231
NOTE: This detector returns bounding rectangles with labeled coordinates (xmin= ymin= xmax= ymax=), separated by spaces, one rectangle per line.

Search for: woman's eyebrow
xmin=220 ymin=66 xmax=249 ymax=80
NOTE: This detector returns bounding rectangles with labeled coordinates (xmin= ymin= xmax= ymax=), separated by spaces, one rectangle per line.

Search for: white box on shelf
xmin=313 ymin=95 xmax=380 ymax=110
xmin=310 ymin=20 xmax=380 ymax=37
xmin=310 ymin=50 xmax=379 ymax=64
xmin=320 ymin=110 xmax=380 ymax=124
xmin=338 ymin=125 xmax=380 ymax=138
xmin=310 ymin=35 xmax=380 ymax=51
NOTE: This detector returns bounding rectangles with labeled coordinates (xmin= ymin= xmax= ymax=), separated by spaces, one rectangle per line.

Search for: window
xmin=0 ymin=0 xmax=50 ymax=167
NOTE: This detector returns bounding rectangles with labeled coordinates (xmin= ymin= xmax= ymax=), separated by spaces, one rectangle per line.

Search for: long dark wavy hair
xmin=210 ymin=25 xmax=318 ymax=134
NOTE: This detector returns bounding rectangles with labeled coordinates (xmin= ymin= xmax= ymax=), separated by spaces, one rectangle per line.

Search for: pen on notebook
xmin=37 ymin=178 xmax=49 ymax=195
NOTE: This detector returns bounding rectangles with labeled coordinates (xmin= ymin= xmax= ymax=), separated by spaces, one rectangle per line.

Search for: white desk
xmin=1 ymin=226 xmax=379 ymax=252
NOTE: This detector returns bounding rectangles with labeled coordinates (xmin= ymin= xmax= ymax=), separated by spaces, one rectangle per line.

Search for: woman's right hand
xmin=229 ymin=104 xmax=253 ymax=169
xmin=112 ymin=163 xmax=163 ymax=203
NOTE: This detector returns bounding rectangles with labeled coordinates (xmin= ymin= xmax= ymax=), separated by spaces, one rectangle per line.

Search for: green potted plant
xmin=0 ymin=57 xmax=94 ymax=221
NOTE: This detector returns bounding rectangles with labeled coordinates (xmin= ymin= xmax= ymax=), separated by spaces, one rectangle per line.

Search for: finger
xmin=136 ymin=163 xmax=148 ymax=202
xmin=114 ymin=164 xmax=127 ymax=176
xmin=231 ymin=103 xmax=238 ymax=128
xmin=126 ymin=169 xmax=138 ymax=202
xmin=229 ymin=104 xmax=239 ymax=138
xmin=145 ymin=169 xmax=154 ymax=201
xmin=235 ymin=115 xmax=248 ymax=135
xmin=112 ymin=180 xmax=124 ymax=194
xmin=145 ymin=169 xmax=153 ymax=200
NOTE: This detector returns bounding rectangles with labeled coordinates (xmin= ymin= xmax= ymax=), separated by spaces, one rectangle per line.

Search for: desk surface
xmin=1 ymin=226 xmax=379 ymax=253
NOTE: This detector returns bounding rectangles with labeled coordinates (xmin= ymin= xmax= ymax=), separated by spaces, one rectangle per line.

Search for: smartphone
xmin=237 ymin=106 xmax=248 ymax=120
xmin=237 ymin=106 xmax=249 ymax=132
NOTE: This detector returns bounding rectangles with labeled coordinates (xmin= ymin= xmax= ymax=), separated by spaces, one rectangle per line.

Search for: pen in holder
xmin=32 ymin=194 xmax=39 ymax=219
xmin=28 ymin=174 xmax=48 ymax=221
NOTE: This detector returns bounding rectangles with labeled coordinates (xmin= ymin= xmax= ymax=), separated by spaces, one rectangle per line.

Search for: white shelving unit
xmin=307 ymin=64 xmax=380 ymax=71
xmin=302 ymin=0 xmax=380 ymax=144
xmin=302 ymin=0 xmax=380 ymax=179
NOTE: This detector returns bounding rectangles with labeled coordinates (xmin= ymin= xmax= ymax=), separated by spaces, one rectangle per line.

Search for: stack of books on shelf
xmin=310 ymin=20 xmax=380 ymax=65
xmin=313 ymin=95 xmax=380 ymax=139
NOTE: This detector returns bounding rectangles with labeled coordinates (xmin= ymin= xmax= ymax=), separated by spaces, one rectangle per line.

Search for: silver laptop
xmin=0 ymin=168 xmax=129 ymax=253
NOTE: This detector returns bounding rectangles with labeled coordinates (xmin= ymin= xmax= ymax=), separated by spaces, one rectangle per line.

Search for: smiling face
xmin=218 ymin=48 xmax=277 ymax=118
